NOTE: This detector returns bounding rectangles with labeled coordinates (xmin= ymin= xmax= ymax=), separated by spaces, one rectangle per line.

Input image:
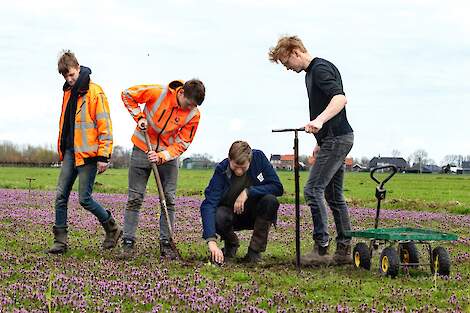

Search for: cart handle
xmin=370 ymin=165 xmax=398 ymax=188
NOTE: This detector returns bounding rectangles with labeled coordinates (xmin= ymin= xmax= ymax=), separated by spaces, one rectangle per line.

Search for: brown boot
xmin=241 ymin=218 xmax=272 ymax=264
xmin=101 ymin=211 xmax=123 ymax=249
xmin=333 ymin=242 xmax=352 ymax=265
xmin=300 ymin=243 xmax=332 ymax=266
xmin=46 ymin=226 xmax=68 ymax=254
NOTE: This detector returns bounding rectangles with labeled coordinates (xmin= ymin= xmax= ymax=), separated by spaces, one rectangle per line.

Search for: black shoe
xmin=240 ymin=247 xmax=262 ymax=264
xmin=160 ymin=240 xmax=178 ymax=260
xmin=221 ymin=243 xmax=238 ymax=259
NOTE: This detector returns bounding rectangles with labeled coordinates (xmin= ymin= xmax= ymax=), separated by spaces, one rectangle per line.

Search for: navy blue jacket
xmin=200 ymin=149 xmax=284 ymax=240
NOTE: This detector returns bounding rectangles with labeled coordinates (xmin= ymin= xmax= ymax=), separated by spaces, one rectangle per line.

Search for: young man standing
xmin=200 ymin=141 xmax=283 ymax=264
xmin=47 ymin=50 xmax=121 ymax=254
xmin=120 ymin=79 xmax=205 ymax=259
xmin=269 ymin=36 xmax=354 ymax=265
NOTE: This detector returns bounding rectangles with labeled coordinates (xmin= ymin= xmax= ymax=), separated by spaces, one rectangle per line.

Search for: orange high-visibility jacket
xmin=57 ymin=82 xmax=113 ymax=166
xmin=122 ymin=80 xmax=200 ymax=162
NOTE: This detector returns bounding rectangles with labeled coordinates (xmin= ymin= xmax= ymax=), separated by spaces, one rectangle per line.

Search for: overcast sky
xmin=1 ymin=0 xmax=469 ymax=164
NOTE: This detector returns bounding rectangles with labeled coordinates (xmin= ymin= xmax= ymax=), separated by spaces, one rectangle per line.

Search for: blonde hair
xmin=228 ymin=141 xmax=252 ymax=164
xmin=268 ymin=35 xmax=307 ymax=63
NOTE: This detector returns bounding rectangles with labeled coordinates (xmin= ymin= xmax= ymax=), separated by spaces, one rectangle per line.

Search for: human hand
xmin=234 ymin=189 xmax=248 ymax=215
xmin=147 ymin=151 xmax=163 ymax=164
xmin=138 ymin=118 xmax=148 ymax=130
xmin=97 ymin=161 xmax=108 ymax=174
xmin=208 ymin=241 xmax=224 ymax=264
xmin=313 ymin=145 xmax=320 ymax=158
xmin=305 ymin=119 xmax=323 ymax=134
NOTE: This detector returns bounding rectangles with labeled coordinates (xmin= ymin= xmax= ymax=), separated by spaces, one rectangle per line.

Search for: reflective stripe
xmin=131 ymin=108 xmax=141 ymax=116
xmin=122 ymin=90 xmax=135 ymax=112
xmin=148 ymin=88 xmax=168 ymax=117
xmin=96 ymin=112 xmax=110 ymax=120
xmin=98 ymin=93 xmax=112 ymax=153
xmin=175 ymin=136 xmax=191 ymax=149
xmin=75 ymin=122 xmax=96 ymax=129
xmin=75 ymin=144 xmax=98 ymax=153
xmin=143 ymin=106 xmax=164 ymax=134
xmin=98 ymin=135 xmax=112 ymax=141
xmin=184 ymin=107 xmax=198 ymax=124
xmin=162 ymin=150 xmax=172 ymax=160
xmin=133 ymin=130 xmax=157 ymax=150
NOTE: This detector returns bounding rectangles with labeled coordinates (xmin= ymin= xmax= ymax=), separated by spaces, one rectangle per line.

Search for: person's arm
xmin=305 ymin=95 xmax=347 ymax=133
xmin=305 ymin=64 xmax=347 ymax=134
xmin=246 ymin=151 xmax=284 ymax=197
xmin=156 ymin=110 xmax=200 ymax=163
xmin=94 ymin=90 xmax=113 ymax=173
xmin=121 ymin=84 xmax=161 ymax=122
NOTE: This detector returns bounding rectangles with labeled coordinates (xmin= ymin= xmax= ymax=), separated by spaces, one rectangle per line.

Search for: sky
xmin=1 ymin=0 xmax=469 ymax=164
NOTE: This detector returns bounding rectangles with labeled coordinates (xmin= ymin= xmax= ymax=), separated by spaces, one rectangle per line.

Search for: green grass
xmin=1 ymin=167 xmax=470 ymax=213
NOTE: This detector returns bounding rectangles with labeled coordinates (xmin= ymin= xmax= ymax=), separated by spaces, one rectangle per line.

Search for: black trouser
xmin=215 ymin=194 xmax=279 ymax=252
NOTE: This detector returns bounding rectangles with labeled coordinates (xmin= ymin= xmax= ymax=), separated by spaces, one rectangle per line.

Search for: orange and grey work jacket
xmin=122 ymin=80 xmax=200 ymax=162
xmin=57 ymin=82 xmax=113 ymax=166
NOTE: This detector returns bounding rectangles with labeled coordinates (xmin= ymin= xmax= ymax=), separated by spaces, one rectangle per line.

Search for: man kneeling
xmin=200 ymin=141 xmax=284 ymax=264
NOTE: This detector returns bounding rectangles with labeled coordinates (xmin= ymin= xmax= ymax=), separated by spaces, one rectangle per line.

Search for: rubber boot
xmin=46 ymin=226 xmax=68 ymax=254
xmin=101 ymin=211 xmax=123 ymax=249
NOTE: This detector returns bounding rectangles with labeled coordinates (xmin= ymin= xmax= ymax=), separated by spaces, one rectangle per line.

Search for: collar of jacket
xmin=167 ymin=80 xmax=184 ymax=108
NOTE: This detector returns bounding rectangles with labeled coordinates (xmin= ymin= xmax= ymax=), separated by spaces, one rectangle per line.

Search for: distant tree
xmin=391 ymin=149 xmax=401 ymax=157
xmin=441 ymin=154 xmax=464 ymax=167
xmin=410 ymin=149 xmax=429 ymax=173
xmin=360 ymin=156 xmax=370 ymax=167
xmin=110 ymin=145 xmax=131 ymax=168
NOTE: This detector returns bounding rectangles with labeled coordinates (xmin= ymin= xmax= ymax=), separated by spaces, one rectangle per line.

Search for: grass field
xmin=1 ymin=167 xmax=470 ymax=214
xmin=0 ymin=167 xmax=469 ymax=312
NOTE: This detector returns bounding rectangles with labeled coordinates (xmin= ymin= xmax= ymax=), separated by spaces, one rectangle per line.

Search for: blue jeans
xmin=123 ymin=146 xmax=178 ymax=242
xmin=55 ymin=149 xmax=110 ymax=227
xmin=304 ymin=133 xmax=354 ymax=247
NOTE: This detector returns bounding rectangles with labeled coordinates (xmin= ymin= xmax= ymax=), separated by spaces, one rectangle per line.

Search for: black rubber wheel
xmin=353 ymin=242 xmax=371 ymax=270
xmin=399 ymin=242 xmax=419 ymax=266
xmin=379 ymin=247 xmax=399 ymax=278
xmin=430 ymin=246 xmax=451 ymax=276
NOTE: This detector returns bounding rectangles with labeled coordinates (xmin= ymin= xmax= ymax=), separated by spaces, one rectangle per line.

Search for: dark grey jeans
xmin=123 ymin=146 xmax=178 ymax=242
xmin=304 ymin=133 xmax=354 ymax=247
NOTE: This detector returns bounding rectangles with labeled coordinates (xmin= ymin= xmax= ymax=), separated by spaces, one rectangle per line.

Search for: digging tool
xmin=142 ymin=128 xmax=181 ymax=260
xmin=272 ymin=127 xmax=305 ymax=272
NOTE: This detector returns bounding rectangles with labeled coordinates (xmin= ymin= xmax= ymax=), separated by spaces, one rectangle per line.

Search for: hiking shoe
xmin=160 ymin=240 xmax=178 ymax=260
xmin=300 ymin=243 xmax=332 ymax=266
xmin=333 ymin=242 xmax=352 ymax=265
xmin=118 ymin=238 xmax=135 ymax=260
xmin=101 ymin=211 xmax=123 ymax=250
xmin=240 ymin=247 xmax=262 ymax=264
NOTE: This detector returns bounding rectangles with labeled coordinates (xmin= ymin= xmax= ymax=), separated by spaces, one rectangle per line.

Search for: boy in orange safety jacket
xmin=120 ymin=79 xmax=205 ymax=259
xmin=47 ymin=50 xmax=122 ymax=254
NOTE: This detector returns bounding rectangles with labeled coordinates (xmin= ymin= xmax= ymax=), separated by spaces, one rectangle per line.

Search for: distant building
xmin=369 ymin=157 xmax=408 ymax=172
xmin=462 ymin=161 xmax=470 ymax=174
xmin=181 ymin=157 xmax=216 ymax=169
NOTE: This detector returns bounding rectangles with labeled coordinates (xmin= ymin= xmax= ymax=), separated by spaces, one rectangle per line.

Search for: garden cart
xmin=347 ymin=165 xmax=458 ymax=278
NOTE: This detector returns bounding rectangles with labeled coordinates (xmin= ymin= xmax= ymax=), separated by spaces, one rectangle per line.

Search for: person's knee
xmin=258 ymin=194 xmax=279 ymax=221
xmin=127 ymin=190 xmax=144 ymax=211
xmin=215 ymin=207 xmax=233 ymax=232
xmin=79 ymin=195 xmax=93 ymax=208
xmin=304 ymin=184 xmax=324 ymax=202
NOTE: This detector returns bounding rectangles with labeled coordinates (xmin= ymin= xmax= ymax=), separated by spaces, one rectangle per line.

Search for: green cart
xmin=346 ymin=165 xmax=458 ymax=278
